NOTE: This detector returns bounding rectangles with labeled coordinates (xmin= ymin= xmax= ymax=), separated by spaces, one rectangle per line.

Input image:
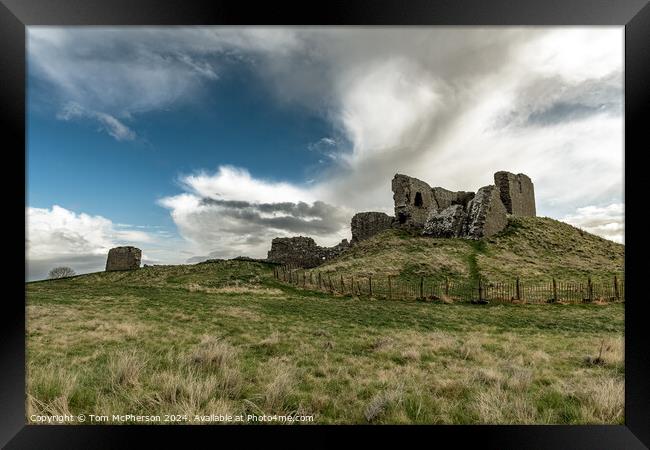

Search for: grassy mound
xmin=315 ymin=217 xmax=623 ymax=283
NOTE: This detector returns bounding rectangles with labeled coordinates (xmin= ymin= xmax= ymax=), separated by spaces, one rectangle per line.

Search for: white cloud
xmin=175 ymin=165 xmax=316 ymax=204
xmin=338 ymin=58 xmax=442 ymax=161
xmin=561 ymin=203 xmax=624 ymax=243
xmin=158 ymin=166 xmax=351 ymax=260
xmin=57 ymin=102 xmax=136 ymax=141
xmin=26 ymin=205 xmax=171 ymax=280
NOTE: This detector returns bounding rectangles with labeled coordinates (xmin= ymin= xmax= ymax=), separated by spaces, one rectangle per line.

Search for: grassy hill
xmin=26 ymin=256 xmax=624 ymax=425
xmin=314 ymin=216 xmax=624 ymax=283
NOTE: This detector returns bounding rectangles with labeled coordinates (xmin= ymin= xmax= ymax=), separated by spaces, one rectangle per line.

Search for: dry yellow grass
xmin=188 ymin=282 xmax=283 ymax=296
xmin=26 ymin=260 xmax=624 ymax=424
xmin=109 ymin=350 xmax=147 ymax=388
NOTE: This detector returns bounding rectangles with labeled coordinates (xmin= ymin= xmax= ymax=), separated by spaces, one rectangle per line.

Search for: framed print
xmin=2 ymin=0 xmax=649 ymax=447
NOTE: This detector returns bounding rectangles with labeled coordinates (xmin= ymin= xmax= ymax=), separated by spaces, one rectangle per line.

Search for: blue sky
xmin=26 ymin=27 xmax=624 ymax=280
xmin=28 ymin=60 xmax=338 ymax=227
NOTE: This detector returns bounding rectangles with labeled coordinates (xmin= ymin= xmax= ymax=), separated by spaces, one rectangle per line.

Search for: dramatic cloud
xmin=26 ymin=205 xmax=176 ymax=280
xmin=28 ymin=27 xmax=305 ymax=141
xmin=28 ymin=27 xmax=624 ymax=264
xmin=158 ymin=166 xmax=351 ymax=261
xmin=497 ymin=72 xmax=622 ymax=128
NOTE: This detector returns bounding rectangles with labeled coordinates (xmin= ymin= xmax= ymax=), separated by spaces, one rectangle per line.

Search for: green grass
xmin=26 ymin=260 xmax=624 ymax=424
xmin=313 ymin=216 xmax=624 ymax=283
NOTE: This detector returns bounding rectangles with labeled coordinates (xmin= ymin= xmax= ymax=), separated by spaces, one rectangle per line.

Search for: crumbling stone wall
xmin=106 ymin=246 xmax=141 ymax=271
xmin=423 ymin=185 xmax=508 ymax=240
xmin=351 ymin=212 xmax=394 ymax=244
xmin=267 ymin=236 xmax=350 ymax=268
xmin=392 ymin=174 xmax=478 ymax=230
xmin=422 ymin=204 xmax=466 ymax=238
xmin=494 ymin=171 xmax=536 ymax=217
xmin=432 ymin=187 xmax=475 ymax=211
xmin=462 ymin=185 xmax=508 ymax=239
xmin=392 ymin=174 xmax=436 ymax=228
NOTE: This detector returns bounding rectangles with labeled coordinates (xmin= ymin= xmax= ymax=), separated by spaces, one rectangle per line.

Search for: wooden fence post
xmin=388 ymin=276 xmax=392 ymax=300
xmin=340 ymin=274 xmax=345 ymax=292
xmin=318 ymin=272 xmax=322 ymax=289
xmin=552 ymin=278 xmax=557 ymax=303
xmin=614 ymin=275 xmax=619 ymax=301
xmin=303 ymin=272 xmax=306 ymax=287
xmin=478 ymin=278 xmax=483 ymax=301
xmin=586 ymin=277 xmax=593 ymax=302
xmin=328 ymin=275 xmax=333 ymax=293
xmin=445 ymin=277 xmax=449 ymax=296
xmin=351 ymin=276 xmax=355 ymax=296
xmin=368 ymin=276 xmax=372 ymax=297
xmin=420 ymin=277 xmax=424 ymax=299
xmin=515 ymin=277 xmax=520 ymax=301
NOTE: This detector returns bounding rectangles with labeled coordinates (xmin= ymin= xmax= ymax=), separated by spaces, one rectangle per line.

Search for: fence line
xmin=272 ymin=266 xmax=624 ymax=304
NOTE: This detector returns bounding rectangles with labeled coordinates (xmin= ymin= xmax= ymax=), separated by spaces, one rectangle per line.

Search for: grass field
xmin=26 ymin=260 xmax=624 ymax=425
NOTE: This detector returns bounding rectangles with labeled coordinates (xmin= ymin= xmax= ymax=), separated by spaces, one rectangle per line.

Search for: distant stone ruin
xmin=266 ymin=170 xmax=536 ymax=267
xmin=351 ymin=212 xmax=394 ymax=244
xmin=105 ymin=246 xmax=142 ymax=271
xmin=267 ymin=237 xmax=350 ymax=268
xmin=397 ymin=171 xmax=533 ymax=240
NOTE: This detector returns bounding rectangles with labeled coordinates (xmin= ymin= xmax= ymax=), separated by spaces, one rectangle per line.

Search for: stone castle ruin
xmin=105 ymin=246 xmax=142 ymax=271
xmin=267 ymin=170 xmax=535 ymax=267
xmin=267 ymin=237 xmax=350 ymax=268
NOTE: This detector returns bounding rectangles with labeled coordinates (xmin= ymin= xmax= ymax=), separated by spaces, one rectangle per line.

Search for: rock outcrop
xmin=494 ymin=171 xmax=536 ymax=217
xmin=351 ymin=212 xmax=394 ymax=244
xmin=106 ymin=246 xmax=142 ymax=271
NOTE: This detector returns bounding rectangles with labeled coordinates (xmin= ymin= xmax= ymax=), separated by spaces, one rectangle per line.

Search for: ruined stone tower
xmin=105 ymin=246 xmax=142 ymax=271
xmin=494 ymin=171 xmax=536 ymax=217
xmin=392 ymin=174 xmax=437 ymax=228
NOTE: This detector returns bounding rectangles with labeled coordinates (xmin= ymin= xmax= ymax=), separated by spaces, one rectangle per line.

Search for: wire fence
xmin=273 ymin=265 xmax=624 ymax=304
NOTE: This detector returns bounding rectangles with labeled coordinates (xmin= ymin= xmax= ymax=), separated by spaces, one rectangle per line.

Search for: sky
xmin=26 ymin=27 xmax=624 ymax=281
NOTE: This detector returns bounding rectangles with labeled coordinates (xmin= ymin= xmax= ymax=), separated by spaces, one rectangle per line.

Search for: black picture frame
xmin=3 ymin=0 xmax=648 ymax=447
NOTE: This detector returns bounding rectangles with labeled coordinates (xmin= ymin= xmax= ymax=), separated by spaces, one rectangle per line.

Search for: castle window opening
xmin=414 ymin=192 xmax=423 ymax=207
